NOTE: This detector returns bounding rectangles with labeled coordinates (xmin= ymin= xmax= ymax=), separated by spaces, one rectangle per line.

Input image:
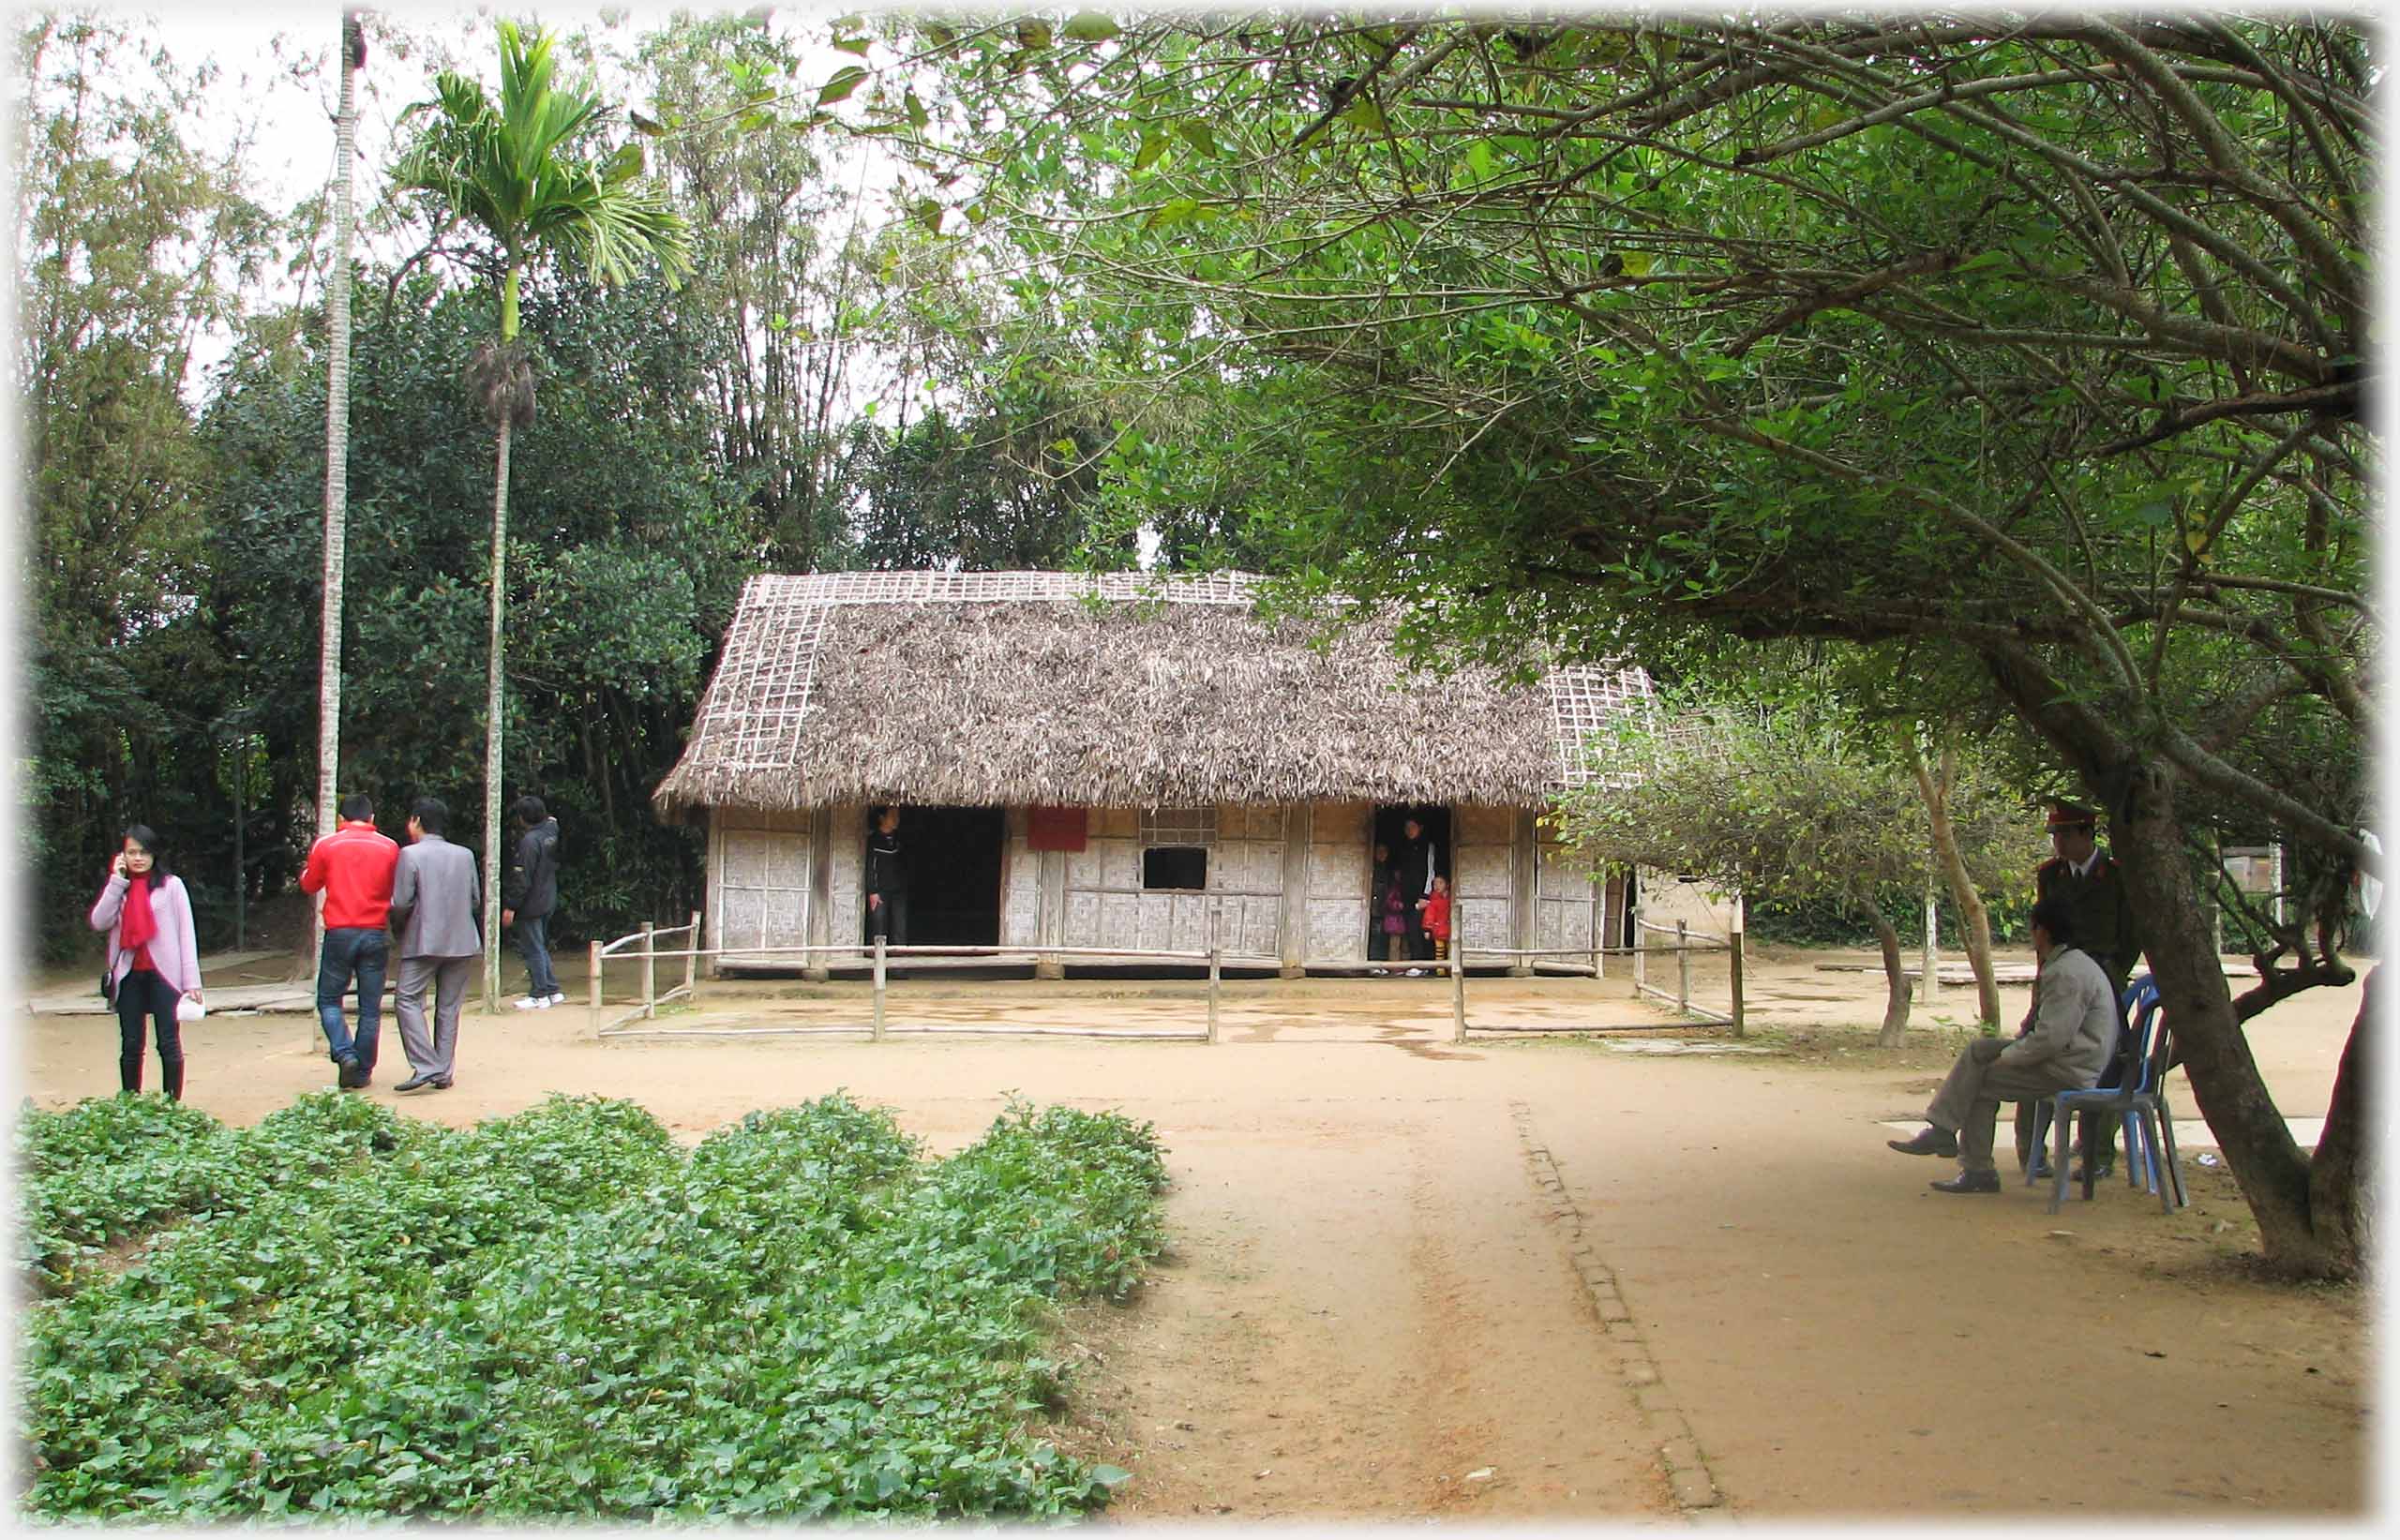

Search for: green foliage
xmin=392 ymin=19 xmax=693 ymax=337
xmin=195 ymin=270 xmax=760 ymax=943
xmin=1557 ymin=699 xmax=2043 ymax=925
xmin=18 ymin=13 xmax=284 ymax=956
xmin=19 ymin=1092 xmax=1165 ymax=1520
xmin=842 ymin=403 xmax=1110 ymax=571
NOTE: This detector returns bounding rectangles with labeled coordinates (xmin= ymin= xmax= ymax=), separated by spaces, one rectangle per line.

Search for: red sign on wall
xmin=1028 ymin=806 xmax=1088 ymax=852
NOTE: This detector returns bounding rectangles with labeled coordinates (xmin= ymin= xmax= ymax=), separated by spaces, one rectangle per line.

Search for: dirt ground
xmin=12 ymin=942 xmax=2378 ymax=1520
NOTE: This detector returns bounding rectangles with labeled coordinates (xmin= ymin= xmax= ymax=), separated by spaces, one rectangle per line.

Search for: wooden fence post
xmin=1923 ymin=863 xmax=1941 ymax=1003
xmin=1730 ymin=897 xmax=1747 ymax=1039
xmin=683 ymin=909 xmax=699 ymax=999
xmin=641 ymin=921 xmax=656 ymax=1021
xmin=1451 ymin=945 xmax=1466 ymax=1042
xmin=1676 ymin=919 xmax=1689 ymax=1014
xmin=1207 ymin=902 xmax=1222 ymax=1044
xmin=588 ymin=940 xmax=601 ymax=1030
xmin=872 ymin=935 xmax=887 ymax=1042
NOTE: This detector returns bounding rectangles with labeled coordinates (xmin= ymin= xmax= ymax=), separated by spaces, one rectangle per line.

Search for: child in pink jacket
xmin=90 ymin=824 xmax=202 ymax=1099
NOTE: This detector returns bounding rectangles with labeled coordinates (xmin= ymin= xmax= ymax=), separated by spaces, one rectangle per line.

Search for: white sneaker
xmin=513 ymin=995 xmax=543 ymax=1010
xmin=546 ymin=993 xmax=568 ymax=1006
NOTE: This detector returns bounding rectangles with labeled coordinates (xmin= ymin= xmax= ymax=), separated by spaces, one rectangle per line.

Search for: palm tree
xmin=393 ymin=20 xmax=693 ymax=1008
xmin=308 ymin=8 xmax=365 ymax=992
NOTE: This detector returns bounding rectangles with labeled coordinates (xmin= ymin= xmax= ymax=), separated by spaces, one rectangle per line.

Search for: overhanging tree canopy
xmin=868 ymin=14 xmax=2375 ymax=1276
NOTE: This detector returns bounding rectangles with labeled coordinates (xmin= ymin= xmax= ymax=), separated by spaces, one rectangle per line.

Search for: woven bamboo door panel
xmin=718 ymin=815 xmax=810 ymax=956
xmin=1535 ymin=834 xmax=1597 ymax=953
xmin=1306 ymin=800 xmax=1370 ymax=959
xmin=999 ymin=818 xmax=1041 ymax=948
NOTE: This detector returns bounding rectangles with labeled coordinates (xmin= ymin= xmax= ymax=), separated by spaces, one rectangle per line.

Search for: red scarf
xmin=117 ymin=868 xmax=159 ymax=954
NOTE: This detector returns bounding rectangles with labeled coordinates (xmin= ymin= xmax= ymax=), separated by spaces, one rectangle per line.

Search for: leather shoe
xmin=1887 ymin=1126 xmax=1958 ymax=1158
xmin=1930 ymin=1170 xmax=2002 ymax=1194
xmin=395 ymin=1072 xmax=438 ymax=1093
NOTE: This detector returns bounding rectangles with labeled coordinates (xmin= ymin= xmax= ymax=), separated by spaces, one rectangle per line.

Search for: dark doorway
xmin=1372 ymin=803 xmax=1452 ymax=891
xmin=865 ymin=805 xmax=1004 ymax=948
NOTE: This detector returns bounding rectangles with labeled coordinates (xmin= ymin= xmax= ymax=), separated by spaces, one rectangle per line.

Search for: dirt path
xmin=12 ymin=947 xmax=2372 ymax=1518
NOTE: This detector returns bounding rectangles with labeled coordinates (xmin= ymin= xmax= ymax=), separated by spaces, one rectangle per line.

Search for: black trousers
xmin=867 ymin=890 xmax=909 ymax=947
xmin=114 ymin=968 xmax=186 ymax=1099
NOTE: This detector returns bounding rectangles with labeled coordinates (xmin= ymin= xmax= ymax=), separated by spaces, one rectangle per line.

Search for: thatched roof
xmin=652 ymin=571 xmax=1656 ymax=814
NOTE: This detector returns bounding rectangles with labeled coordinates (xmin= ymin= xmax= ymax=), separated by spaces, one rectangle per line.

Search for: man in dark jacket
xmin=864 ymin=805 xmax=908 ymax=946
xmin=502 ymin=795 xmax=563 ymax=1009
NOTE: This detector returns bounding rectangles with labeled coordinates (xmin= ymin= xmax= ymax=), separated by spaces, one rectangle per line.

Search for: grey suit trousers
xmin=395 ymin=954 xmax=473 ymax=1079
xmin=1926 ymin=1050 xmax=2087 ymax=1174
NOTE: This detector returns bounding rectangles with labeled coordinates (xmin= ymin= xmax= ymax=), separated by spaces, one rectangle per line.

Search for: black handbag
xmin=98 ymin=967 xmax=115 ymax=1006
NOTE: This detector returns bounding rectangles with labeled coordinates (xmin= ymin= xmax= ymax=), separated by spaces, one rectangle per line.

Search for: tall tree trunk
xmin=1867 ymin=905 xmax=1912 ymax=1048
xmin=2107 ymin=763 xmax=2353 ymax=1278
xmin=1902 ymin=729 xmax=2002 ymax=1027
xmin=483 ymin=410 xmax=511 ymax=1010
xmin=303 ymin=7 xmax=363 ymax=986
xmin=2306 ymin=964 xmax=2374 ymax=1278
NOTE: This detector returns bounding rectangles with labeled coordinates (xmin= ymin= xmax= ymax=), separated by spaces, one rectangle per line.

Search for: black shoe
xmin=430 ymin=1078 xmax=453 ymax=1091
xmin=1930 ymin=1170 xmax=2002 ymax=1194
xmin=395 ymin=1072 xmax=438 ymax=1093
xmin=1888 ymin=1127 xmax=1958 ymax=1158
xmin=334 ymin=1053 xmax=365 ymax=1090
xmin=2071 ymin=1164 xmax=2114 ymax=1184
xmin=2030 ymin=1158 xmax=2054 ymax=1180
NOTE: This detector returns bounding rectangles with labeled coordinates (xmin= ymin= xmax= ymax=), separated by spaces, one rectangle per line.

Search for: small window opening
xmin=1143 ymin=846 xmax=1208 ymax=890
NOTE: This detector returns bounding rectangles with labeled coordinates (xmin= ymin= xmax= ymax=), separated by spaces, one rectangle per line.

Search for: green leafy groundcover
xmin=18 ymin=1090 xmax=1166 ymax=1520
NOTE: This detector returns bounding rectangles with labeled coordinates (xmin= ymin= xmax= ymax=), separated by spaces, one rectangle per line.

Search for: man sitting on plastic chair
xmin=1885 ymin=894 xmax=2119 ymax=1193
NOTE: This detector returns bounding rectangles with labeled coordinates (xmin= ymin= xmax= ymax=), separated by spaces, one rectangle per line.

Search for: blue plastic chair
xmin=2030 ymin=974 xmax=2185 ymax=1214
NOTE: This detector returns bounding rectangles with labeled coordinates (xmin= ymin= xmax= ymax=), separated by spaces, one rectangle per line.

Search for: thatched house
xmin=652 ymin=570 xmax=1664 ymax=976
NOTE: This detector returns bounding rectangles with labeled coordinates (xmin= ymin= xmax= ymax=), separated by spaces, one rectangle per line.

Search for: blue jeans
xmin=516 ymin=911 xmax=559 ymax=998
xmin=317 ymin=926 xmax=389 ymax=1069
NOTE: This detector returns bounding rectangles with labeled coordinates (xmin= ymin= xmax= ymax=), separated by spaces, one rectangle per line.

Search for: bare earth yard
xmin=15 ymin=944 xmax=2375 ymax=1520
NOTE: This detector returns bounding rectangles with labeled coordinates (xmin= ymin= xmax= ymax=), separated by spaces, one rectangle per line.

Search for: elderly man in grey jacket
xmin=1885 ymin=894 xmax=2121 ymax=1193
xmin=389 ymin=797 xmax=482 ymax=1093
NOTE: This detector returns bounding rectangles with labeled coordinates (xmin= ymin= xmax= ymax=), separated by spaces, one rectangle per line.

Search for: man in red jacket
xmin=300 ymin=793 xmax=400 ymax=1089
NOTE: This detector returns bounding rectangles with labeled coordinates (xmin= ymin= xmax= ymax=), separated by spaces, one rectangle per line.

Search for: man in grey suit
xmin=389 ymin=797 xmax=481 ymax=1093
xmin=1884 ymin=894 xmax=2120 ymax=1193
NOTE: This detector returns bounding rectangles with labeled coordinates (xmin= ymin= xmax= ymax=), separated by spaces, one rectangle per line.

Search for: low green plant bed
xmin=18 ymin=1090 xmax=1164 ymax=1520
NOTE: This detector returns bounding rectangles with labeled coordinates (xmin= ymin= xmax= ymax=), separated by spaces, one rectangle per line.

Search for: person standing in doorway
xmin=502 ymin=795 xmax=563 ymax=1009
xmin=90 ymin=825 xmax=202 ymax=1099
xmin=299 ymin=794 xmax=399 ymax=1088
xmin=1419 ymin=873 xmax=1454 ymax=964
xmin=865 ymin=805 xmax=909 ymax=947
xmin=389 ymin=798 xmax=481 ymax=1093
xmin=1392 ymin=815 xmax=1442 ymax=970
xmin=1367 ymin=842 xmax=1394 ymax=968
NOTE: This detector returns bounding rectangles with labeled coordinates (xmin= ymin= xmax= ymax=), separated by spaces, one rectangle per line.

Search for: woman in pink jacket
xmin=89 ymin=824 xmax=202 ymax=1099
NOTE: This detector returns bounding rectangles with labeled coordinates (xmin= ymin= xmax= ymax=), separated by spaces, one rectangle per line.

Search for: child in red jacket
xmin=1418 ymin=875 xmax=1453 ymax=962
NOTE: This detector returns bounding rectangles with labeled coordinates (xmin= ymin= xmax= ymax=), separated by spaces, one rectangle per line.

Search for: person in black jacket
xmin=501 ymin=795 xmax=563 ymax=1009
xmin=864 ymin=805 xmax=908 ymax=946
xmin=1391 ymin=815 xmax=1442 ymax=969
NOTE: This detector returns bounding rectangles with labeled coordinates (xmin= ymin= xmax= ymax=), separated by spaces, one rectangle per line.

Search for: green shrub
xmin=19 ymin=1092 xmax=1166 ymax=1521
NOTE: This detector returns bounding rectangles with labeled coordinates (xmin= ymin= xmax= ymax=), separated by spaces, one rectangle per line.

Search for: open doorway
xmin=1368 ymin=804 xmax=1451 ymax=964
xmin=863 ymin=805 xmax=1005 ymax=949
